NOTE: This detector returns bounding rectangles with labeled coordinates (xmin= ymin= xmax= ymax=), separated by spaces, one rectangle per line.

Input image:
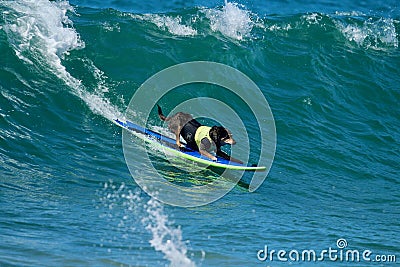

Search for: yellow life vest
xmin=195 ymin=126 xmax=216 ymax=152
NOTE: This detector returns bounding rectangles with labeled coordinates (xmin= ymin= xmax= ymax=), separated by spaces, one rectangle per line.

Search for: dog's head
xmin=209 ymin=126 xmax=236 ymax=147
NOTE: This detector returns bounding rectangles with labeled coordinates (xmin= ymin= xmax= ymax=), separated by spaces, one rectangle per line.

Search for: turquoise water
xmin=1 ymin=0 xmax=399 ymax=266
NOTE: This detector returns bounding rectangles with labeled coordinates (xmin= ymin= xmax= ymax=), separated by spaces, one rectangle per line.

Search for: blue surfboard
xmin=114 ymin=119 xmax=266 ymax=171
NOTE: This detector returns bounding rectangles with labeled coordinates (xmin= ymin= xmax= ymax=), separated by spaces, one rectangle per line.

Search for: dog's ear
xmin=210 ymin=126 xmax=229 ymax=145
xmin=218 ymin=127 xmax=229 ymax=140
xmin=209 ymin=126 xmax=220 ymax=144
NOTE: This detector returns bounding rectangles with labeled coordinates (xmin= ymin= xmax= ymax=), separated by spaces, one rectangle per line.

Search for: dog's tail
xmin=157 ymin=105 xmax=170 ymax=121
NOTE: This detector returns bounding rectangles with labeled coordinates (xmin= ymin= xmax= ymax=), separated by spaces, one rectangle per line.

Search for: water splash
xmin=144 ymin=198 xmax=196 ymax=267
xmin=1 ymin=0 xmax=123 ymax=121
xmin=97 ymin=181 xmax=196 ymax=266
xmin=144 ymin=14 xmax=197 ymax=36
xmin=302 ymin=13 xmax=324 ymax=25
xmin=129 ymin=2 xmax=254 ymax=40
xmin=2 ymin=0 xmax=83 ymax=63
xmin=335 ymin=17 xmax=399 ymax=49
xmin=204 ymin=1 xmax=254 ymax=40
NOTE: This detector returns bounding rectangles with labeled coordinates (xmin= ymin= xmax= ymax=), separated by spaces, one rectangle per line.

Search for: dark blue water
xmin=1 ymin=0 xmax=399 ymax=266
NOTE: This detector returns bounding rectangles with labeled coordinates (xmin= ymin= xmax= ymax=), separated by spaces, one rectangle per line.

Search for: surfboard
xmin=114 ymin=119 xmax=266 ymax=172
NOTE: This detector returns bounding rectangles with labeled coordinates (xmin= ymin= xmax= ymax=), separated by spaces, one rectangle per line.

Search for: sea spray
xmin=97 ymin=180 xmax=196 ymax=266
xmin=143 ymin=198 xmax=196 ymax=267
xmin=145 ymin=14 xmax=198 ymax=36
xmin=1 ymin=0 xmax=123 ymax=121
xmin=335 ymin=17 xmax=399 ymax=49
xmin=131 ymin=1 xmax=255 ymax=41
xmin=204 ymin=1 xmax=254 ymax=40
xmin=2 ymin=0 xmax=83 ymax=64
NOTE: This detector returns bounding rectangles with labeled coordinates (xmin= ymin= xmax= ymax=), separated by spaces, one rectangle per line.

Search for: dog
xmin=157 ymin=105 xmax=242 ymax=163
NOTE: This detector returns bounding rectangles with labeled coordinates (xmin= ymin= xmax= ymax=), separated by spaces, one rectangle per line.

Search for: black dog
xmin=157 ymin=105 xmax=242 ymax=163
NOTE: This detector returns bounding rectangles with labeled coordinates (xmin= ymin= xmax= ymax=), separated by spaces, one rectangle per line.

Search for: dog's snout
xmin=224 ymin=138 xmax=236 ymax=145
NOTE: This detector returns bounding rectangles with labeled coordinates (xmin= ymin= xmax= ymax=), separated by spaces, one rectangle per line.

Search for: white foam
xmin=267 ymin=24 xmax=292 ymax=32
xmin=2 ymin=0 xmax=123 ymax=121
xmin=302 ymin=13 xmax=323 ymax=25
xmin=98 ymin=181 xmax=196 ymax=266
xmin=147 ymin=15 xmax=198 ymax=36
xmin=3 ymin=0 xmax=84 ymax=61
xmin=131 ymin=13 xmax=197 ymax=37
xmin=144 ymin=198 xmax=196 ymax=267
xmin=128 ymin=2 xmax=256 ymax=40
xmin=335 ymin=17 xmax=399 ymax=49
xmin=204 ymin=1 xmax=254 ymax=40
xmin=338 ymin=23 xmax=368 ymax=44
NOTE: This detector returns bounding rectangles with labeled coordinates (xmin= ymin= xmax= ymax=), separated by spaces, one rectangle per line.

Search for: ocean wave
xmin=1 ymin=0 xmax=399 ymax=266
xmin=334 ymin=17 xmax=399 ymax=49
xmin=2 ymin=0 xmax=84 ymax=63
xmin=1 ymin=0 xmax=123 ymax=121
xmin=122 ymin=4 xmax=399 ymax=50
xmin=127 ymin=1 xmax=255 ymax=41
xmin=142 ymin=14 xmax=198 ymax=36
